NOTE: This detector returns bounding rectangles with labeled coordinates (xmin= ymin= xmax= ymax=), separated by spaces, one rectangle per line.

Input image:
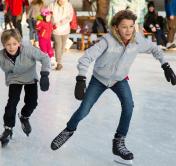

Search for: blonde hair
xmin=1 ymin=29 xmax=22 ymax=46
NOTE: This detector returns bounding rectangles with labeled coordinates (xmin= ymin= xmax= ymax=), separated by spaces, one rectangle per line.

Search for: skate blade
xmin=114 ymin=156 xmax=133 ymax=166
xmin=25 ymin=133 xmax=30 ymax=137
xmin=21 ymin=125 xmax=31 ymax=137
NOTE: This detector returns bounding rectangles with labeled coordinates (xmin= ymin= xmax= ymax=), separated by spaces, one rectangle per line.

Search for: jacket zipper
xmin=107 ymin=45 xmax=126 ymax=87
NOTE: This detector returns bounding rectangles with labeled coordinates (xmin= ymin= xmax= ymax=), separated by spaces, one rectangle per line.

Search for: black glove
xmin=162 ymin=63 xmax=176 ymax=85
xmin=40 ymin=71 xmax=50 ymax=91
xmin=74 ymin=76 xmax=86 ymax=100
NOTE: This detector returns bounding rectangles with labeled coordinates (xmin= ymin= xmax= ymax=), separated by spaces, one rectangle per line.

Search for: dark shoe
xmin=55 ymin=64 xmax=63 ymax=70
xmin=51 ymin=128 xmax=74 ymax=150
xmin=113 ymin=134 xmax=134 ymax=160
xmin=0 ymin=126 xmax=13 ymax=147
xmin=18 ymin=113 xmax=32 ymax=136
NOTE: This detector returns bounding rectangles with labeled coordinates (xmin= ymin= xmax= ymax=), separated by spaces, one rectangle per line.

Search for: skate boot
xmin=18 ymin=113 xmax=31 ymax=136
xmin=50 ymin=57 xmax=57 ymax=70
xmin=51 ymin=128 xmax=74 ymax=150
xmin=113 ymin=134 xmax=133 ymax=165
xmin=0 ymin=126 xmax=13 ymax=147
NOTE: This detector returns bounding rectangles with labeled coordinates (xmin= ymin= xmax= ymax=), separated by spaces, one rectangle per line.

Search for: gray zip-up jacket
xmin=77 ymin=32 xmax=167 ymax=87
xmin=0 ymin=43 xmax=51 ymax=86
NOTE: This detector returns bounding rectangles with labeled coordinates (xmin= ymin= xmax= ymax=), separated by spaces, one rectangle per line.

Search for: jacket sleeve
xmin=137 ymin=33 xmax=167 ymax=65
xmin=77 ymin=38 xmax=108 ymax=76
xmin=27 ymin=45 xmax=51 ymax=72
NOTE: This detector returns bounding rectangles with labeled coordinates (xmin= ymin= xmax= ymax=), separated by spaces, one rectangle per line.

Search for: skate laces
xmin=115 ymin=137 xmax=131 ymax=155
xmin=52 ymin=129 xmax=74 ymax=148
xmin=19 ymin=114 xmax=29 ymax=124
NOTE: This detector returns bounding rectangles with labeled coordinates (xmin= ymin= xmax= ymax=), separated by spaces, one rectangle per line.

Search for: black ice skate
xmin=18 ymin=113 xmax=31 ymax=136
xmin=0 ymin=127 xmax=13 ymax=147
xmin=51 ymin=128 xmax=74 ymax=150
xmin=113 ymin=134 xmax=133 ymax=165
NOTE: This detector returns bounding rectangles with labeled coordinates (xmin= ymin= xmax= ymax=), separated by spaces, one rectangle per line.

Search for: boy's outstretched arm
xmin=28 ymin=45 xmax=51 ymax=91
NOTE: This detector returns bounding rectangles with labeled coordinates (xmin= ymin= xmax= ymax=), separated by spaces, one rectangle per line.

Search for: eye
xmin=13 ymin=43 xmax=18 ymax=46
xmin=122 ymin=26 xmax=127 ymax=29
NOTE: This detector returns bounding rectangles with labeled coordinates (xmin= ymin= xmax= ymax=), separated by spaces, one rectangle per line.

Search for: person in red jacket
xmin=4 ymin=0 xmax=29 ymax=36
xmin=36 ymin=8 xmax=57 ymax=69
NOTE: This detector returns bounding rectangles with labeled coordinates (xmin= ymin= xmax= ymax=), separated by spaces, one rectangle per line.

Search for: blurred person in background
xmin=144 ymin=1 xmax=167 ymax=50
xmin=26 ymin=0 xmax=44 ymax=47
xmin=165 ymin=0 xmax=176 ymax=49
xmin=48 ymin=0 xmax=73 ymax=71
xmin=4 ymin=0 xmax=29 ymax=36
xmin=36 ymin=8 xmax=57 ymax=69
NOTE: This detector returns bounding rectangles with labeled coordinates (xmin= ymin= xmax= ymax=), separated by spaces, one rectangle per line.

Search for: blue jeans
xmin=155 ymin=29 xmax=167 ymax=46
xmin=28 ymin=18 xmax=38 ymax=41
xmin=67 ymin=76 xmax=134 ymax=136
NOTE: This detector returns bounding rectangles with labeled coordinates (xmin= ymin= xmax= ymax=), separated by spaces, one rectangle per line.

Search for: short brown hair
xmin=1 ymin=29 xmax=22 ymax=46
xmin=111 ymin=10 xmax=137 ymax=27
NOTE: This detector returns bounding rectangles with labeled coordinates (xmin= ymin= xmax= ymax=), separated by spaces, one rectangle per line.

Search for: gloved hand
xmin=162 ymin=63 xmax=176 ymax=85
xmin=40 ymin=71 xmax=50 ymax=91
xmin=74 ymin=76 xmax=86 ymax=100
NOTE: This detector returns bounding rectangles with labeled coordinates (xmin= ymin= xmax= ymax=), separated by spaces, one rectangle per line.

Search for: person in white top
xmin=48 ymin=0 xmax=73 ymax=70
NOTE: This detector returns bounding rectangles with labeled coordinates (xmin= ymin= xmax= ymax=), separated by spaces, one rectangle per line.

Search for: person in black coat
xmin=144 ymin=1 xmax=167 ymax=49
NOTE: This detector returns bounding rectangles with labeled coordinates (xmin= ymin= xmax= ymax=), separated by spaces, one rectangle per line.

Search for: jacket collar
xmin=110 ymin=26 xmax=136 ymax=46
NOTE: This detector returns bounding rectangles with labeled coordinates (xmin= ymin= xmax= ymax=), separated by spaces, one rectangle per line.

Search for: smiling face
xmin=4 ymin=37 xmax=20 ymax=55
xmin=45 ymin=14 xmax=51 ymax=22
xmin=115 ymin=19 xmax=135 ymax=43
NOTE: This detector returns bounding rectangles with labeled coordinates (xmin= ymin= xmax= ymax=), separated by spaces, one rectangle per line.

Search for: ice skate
xmin=51 ymin=128 xmax=74 ymax=150
xmin=0 ymin=127 xmax=13 ymax=147
xmin=113 ymin=134 xmax=133 ymax=166
xmin=18 ymin=113 xmax=31 ymax=136
xmin=166 ymin=42 xmax=176 ymax=49
xmin=50 ymin=57 xmax=57 ymax=70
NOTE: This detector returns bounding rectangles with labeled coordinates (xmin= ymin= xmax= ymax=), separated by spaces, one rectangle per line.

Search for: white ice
xmin=0 ymin=22 xmax=176 ymax=166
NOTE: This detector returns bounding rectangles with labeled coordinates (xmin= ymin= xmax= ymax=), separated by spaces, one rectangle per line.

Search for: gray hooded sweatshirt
xmin=77 ymin=32 xmax=167 ymax=87
xmin=0 ymin=43 xmax=51 ymax=86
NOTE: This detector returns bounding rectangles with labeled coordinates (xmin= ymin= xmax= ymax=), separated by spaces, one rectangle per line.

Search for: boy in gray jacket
xmin=0 ymin=29 xmax=50 ymax=147
xmin=51 ymin=10 xmax=176 ymax=164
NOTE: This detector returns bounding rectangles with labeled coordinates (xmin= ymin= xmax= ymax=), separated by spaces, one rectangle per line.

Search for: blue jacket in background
xmin=165 ymin=0 xmax=176 ymax=17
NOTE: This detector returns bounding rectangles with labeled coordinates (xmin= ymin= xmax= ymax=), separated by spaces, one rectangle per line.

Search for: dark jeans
xmin=67 ymin=76 xmax=134 ymax=136
xmin=155 ymin=29 xmax=167 ymax=46
xmin=11 ymin=15 xmax=23 ymax=36
xmin=3 ymin=83 xmax=38 ymax=128
xmin=28 ymin=18 xmax=38 ymax=41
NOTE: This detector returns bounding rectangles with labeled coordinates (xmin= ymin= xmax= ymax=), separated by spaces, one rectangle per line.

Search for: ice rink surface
xmin=0 ymin=24 xmax=176 ymax=166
